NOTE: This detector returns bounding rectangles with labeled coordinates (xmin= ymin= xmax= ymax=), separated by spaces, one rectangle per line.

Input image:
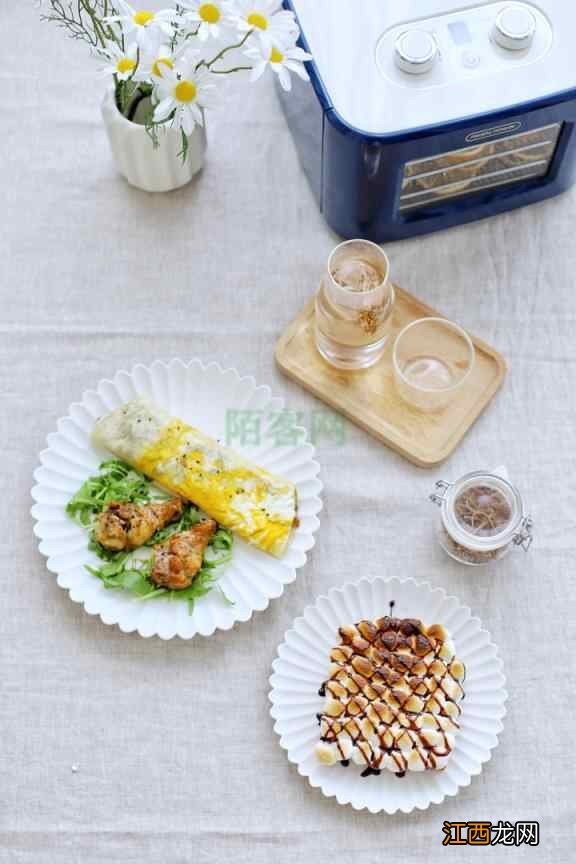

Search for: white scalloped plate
xmin=31 ymin=359 xmax=323 ymax=639
xmin=269 ymin=576 xmax=507 ymax=814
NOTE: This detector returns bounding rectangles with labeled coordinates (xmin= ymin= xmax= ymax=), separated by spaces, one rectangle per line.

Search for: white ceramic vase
xmin=101 ymin=89 xmax=206 ymax=193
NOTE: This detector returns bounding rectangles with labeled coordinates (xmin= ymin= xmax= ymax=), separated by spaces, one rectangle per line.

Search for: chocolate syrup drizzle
xmin=317 ymin=616 xmax=465 ymax=777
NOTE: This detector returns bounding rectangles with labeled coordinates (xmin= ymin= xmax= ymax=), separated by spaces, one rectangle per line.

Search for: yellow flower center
xmin=270 ymin=46 xmax=284 ymax=64
xmin=199 ymin=3 xmax=221 ymax=24
xmin=247 ymin=12 xmax=268 ymax=30
xmin=152 ymin=57 xmax=174 ymax=78
xmin=175 ymin=80 xmax=197 ymax=103
xmin=133 ymin=10 xmax=154 ymax=27
xmin=116 ymin=57 xmax=137 ymax=74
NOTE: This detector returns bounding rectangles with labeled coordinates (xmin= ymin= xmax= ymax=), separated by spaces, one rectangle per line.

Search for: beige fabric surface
xmin=1 ymin=4 xmax=575 ymax=862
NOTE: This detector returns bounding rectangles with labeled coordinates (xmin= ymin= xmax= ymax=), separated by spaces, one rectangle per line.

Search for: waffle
xmin=314 ymin=616 xmax=465 ymax=776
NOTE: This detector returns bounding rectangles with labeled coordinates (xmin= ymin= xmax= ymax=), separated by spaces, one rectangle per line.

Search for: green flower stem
xmin=115 ymin=78 xmax=153 ymax=121
xmin=126 ymin=90 xmax=148 ymax=122
xmin=79 ymin=0 xmax=114 ymax=48
xmin=197 ymin=29 xmax=252 ymax=71
xmin=41 ymin=1 xmax=121 ymax=49
xmin=41 ymin=2 xmax=94 ymax=45
xmin=212 ymin=66 xmax=253 ymax=75
xmin=78 ymin=0 xmax=103 ymax=47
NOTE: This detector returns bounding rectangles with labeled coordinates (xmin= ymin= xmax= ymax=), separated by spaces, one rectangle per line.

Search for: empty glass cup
xmin=392 ymin=317 xmax=475 ymax=412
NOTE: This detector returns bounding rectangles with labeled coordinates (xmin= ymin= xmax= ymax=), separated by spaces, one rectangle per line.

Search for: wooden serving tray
xmin=276 ymin=287 xmax=506 ymax=468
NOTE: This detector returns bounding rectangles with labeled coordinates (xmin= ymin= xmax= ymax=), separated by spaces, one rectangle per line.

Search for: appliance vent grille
xmin=400 ymin=123 xmax=562 ymax=212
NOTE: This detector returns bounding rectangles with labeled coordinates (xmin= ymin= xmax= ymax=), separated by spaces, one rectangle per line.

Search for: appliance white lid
xmin=290 ymin=0 xmax=576 ymax=135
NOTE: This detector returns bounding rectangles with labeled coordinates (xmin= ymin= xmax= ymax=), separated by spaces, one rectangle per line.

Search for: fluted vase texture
xmin=101 ymin=89 xmax=206 ymax=193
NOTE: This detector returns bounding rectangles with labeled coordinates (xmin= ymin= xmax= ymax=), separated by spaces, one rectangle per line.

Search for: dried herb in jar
xmin=439 ymin=525 xmax=504 ymax=565
xmin=454 ymin=485 xmax=512 ymax=538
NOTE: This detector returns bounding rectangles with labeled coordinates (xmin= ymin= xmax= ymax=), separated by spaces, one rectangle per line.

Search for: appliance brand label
xmin=465 ymin=122 xmax=523 ymax=143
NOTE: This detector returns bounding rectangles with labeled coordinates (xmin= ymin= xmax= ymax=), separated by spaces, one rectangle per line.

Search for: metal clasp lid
xmin=430 ymin=480 xmax=451 ymax=506
xmin=513 ymin=516 xmax=534 ymax=552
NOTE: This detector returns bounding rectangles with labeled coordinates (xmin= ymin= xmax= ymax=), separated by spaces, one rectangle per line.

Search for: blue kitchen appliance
xmin=279 ymin=1 xmax=576 ymax=241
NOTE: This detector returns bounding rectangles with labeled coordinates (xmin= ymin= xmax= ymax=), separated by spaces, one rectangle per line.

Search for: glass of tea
xmin=314 ymin=240 xmax=395 ymax=370
xmin=392 ymin=317 xmax=475 ymax=412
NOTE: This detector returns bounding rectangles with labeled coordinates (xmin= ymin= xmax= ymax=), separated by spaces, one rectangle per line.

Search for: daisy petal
xmin=278 ymin=65 xmax=292 ymax=91
xmin=190 ymin=103 xmax=204 ymax=126
xmin=285 ymin=61 xmax=309 ymax=81
xmin=154 ymin=97 xmax=175 ymax=122
xmin=181 ymin=109 xmax=195 ymax=135
xmin=290 ymin=48 xmax=313 ymax=62
xmin=249 ymin=61 xmax=267 ymax=82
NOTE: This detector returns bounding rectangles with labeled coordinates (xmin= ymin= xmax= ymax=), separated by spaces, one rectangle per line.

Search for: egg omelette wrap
xmin=92 ymin=399 xmax=297 ymax=558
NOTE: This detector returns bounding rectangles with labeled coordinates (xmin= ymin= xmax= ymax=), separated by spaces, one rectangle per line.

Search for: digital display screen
xmin=448 ymin=21 xmax=472 ymax=45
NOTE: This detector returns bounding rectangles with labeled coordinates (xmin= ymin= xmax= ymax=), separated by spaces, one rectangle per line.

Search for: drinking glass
xmin=392 ymin=317 xmax=475 ymax=412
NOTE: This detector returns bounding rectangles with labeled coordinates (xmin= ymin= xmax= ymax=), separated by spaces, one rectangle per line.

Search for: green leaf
xmin=178 ymin=127 xmax=189 ymax=164
xmin=71 ymin=460 xmax=234 ymax=613
xmin=66 ymin=459 xmax=153 ymax=528
xmin=144 ymin=504 xmax=202 ymax=547
xmin=216 ymin=586 xmax=235 ymax=606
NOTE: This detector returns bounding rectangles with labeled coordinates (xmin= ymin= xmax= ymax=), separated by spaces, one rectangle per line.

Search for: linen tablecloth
xmin=1 ymin=4 xmax=574 ymax=862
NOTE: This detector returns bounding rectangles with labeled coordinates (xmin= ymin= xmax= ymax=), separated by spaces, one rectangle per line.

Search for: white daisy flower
xmin=98 ymin=41 xmax=139 ymax=81
xmin=134 ymin=44 xmax=178 ymax=82
xmin=244 ymin=41 xmax=311 ymax=91
xmin=153 ymin=60 xmax=217 ymax=134
xmin=180 ymin=1 xmax=232 ymax=42
xmin=229 ymin=0 xmax=298 ymax=51
xmin=104 ymin=1 xmax=177 ymax=53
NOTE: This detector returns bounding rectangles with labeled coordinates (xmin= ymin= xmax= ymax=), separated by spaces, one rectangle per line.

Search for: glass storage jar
xmin=430 ymin=471 xmax=533 ymax=566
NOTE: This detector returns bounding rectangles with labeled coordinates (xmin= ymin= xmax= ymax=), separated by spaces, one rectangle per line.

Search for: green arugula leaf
xmin=85 ymin=546 xmax=232 ymax=614
xmin=70 ymin=460 xmax=235 ymax=614
xmin=143 ymin=504 xmax=202 ymax=546
xmin=66 ymin=459 xmax=156 ymax=527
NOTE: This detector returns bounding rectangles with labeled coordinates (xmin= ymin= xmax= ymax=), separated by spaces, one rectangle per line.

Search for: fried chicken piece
xmin=150 ymin=519 xmax=217 ymax=590
xmin=94 ymin=498 xmax=184 ymax=552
